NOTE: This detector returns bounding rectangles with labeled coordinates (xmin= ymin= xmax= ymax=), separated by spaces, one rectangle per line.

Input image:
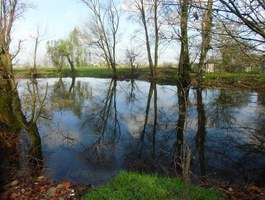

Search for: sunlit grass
xmin=14 ymin=66 xmax=265 ymax=90
xmin=82 ymin=172 xmax=225 ymax=200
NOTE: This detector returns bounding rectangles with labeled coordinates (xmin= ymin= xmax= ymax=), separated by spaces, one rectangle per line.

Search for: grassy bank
xmin=82 ymin=172 xmax=225 ymax=200
xmin=204 ymin=72 xmax=265 ymax=90
xmin=14 ymin=66 xmax=265 ymax=90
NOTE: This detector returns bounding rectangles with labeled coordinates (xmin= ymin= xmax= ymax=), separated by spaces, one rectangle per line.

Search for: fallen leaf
xmin=62 ymin=181 xmax=72 ymax=189
xmin=37 ymin=186 xmax=46 ymax=193
xmin=246 ymin=185 xmax=262 ymax=194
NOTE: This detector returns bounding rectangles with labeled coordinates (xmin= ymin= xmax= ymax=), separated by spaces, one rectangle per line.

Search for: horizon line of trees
xmin=3 ymin=0 xmax=265 ymax=79
xmin=42 ymin=0 xmax=264 ymax=77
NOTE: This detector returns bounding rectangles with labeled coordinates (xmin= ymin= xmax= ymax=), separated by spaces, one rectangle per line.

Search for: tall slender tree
xmin=197 ymin=0 xmax=213 ymax=86
xmin=126 ymin=0 xmax=161 ymax=78
xmin=178 ymin=0 xmax=191 ymax=88
xmin=30 ymin=26 xmax=45 ymax=78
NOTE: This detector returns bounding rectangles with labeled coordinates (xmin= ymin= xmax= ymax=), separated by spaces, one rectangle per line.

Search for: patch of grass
xmin=82 ymin=172 xmax=225 ymax=200
xmin=203 ymin=72 xmax=265 ymax=90
xmin=14 ymin=66 xmax=265 ymax=90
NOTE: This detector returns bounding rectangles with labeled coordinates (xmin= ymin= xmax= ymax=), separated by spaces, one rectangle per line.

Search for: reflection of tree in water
xmin=125 ymin=82 xmax=159 ymax=172
xmin=195 ymin=88 xmax=206 ymax=177
xmin=199 ymin=89 xmax=265 ymax=186
xmin=80 ymin=79 xmax=121 ymax=167
xmin=207 ymin=90 xmax=250 ymax=127
xmin=50 ymin=77 xmax=92 ymax=117
xmin=139 ymin=82 xmax=157 ymax=159
xmin=257 ymin=92 xmax=265 ymax=106
xmin=170 ymin=83 xmax=191 ymax=180
xmin=124 ymin=82 xmax=176 ymax=172
xmin=125 ymin=80 xmax=138 ymax=103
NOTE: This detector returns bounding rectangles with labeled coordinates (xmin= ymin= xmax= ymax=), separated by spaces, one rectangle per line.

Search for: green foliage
xmin=212 ymin=34 xmax=261 ymax=73
xmin=46 ymin=40 xmax=66 ymax=72
xmin=46 ymin=28 xmax=88 ymax=72
xmin=82 ymin=172 xmax=225 ymax=200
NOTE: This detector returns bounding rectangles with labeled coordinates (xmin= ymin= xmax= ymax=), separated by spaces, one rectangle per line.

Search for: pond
xmin=1 ymin=77 xmax=265 ymax=187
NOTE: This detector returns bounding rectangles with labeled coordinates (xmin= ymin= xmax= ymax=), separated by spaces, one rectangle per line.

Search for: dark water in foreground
xmin=2 ymin=78 xmax=265 ymax=186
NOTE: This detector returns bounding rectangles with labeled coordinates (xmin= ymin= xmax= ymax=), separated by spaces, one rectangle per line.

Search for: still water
xmin=14 ymin=78 xmax=265 ymax=186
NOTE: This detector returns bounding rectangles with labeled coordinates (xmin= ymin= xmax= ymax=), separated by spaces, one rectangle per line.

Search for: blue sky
xmin=13 ymin=0 xmax=88 ymax=64
xmin=12 ymin=0 xmax=178 ymax=65
xmin=17 ymin=0 xmax=87 ymax=39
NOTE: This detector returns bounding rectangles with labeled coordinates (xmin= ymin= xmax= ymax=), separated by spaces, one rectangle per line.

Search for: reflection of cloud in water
xmin=42 ymin=111 xmax=84 ymax=149
xmin=125 ymin=115 xmax=145 ymax=138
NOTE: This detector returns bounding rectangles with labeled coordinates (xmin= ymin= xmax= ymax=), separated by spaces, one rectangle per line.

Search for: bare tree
xmin=219 ymin=0 xmax=265 ymax=40
xmin=30 ymin=26 xmax=45 ymax=78
xmin=0 ymin=0 xmax=28 ymax=89
xmin=125 ymin=0 xmax=161 ymax=78
xmin=125 ymin=36 xmax=142 ymax=76
xmin=212 ymin=0 xmax=265 ymax=56
xmin=81 ymin=0 xmax=120 ymax=77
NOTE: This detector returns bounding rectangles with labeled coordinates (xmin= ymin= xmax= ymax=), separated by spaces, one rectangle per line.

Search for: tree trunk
xmin=0 ymin=53 xmax=20 ymax=129
xmin=178 ymin=0 xmax=191 ymax=88
xmin=0 ymin=90 xmax=21 ymax=129
xmin=140 ymin=0 xmax=154 ymax=77
xmin=197 ymin=0 xmax=213 ymax=87
xmin=66 ymin=55 xmax=75 ymax=75
xmin=153 ymin=0 xmax=159 ymax=78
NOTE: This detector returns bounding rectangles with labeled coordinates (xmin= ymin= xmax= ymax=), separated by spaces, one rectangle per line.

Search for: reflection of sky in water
xmin=16 ymin=78 xmax=265 ymax=186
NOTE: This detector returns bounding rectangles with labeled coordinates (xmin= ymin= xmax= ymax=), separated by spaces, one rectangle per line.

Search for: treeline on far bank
xmin=13 ymin=66 xmax=265 ymax=91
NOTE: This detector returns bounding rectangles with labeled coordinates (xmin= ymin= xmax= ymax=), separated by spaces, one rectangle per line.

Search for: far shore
xmin=14 ymin=66 xmax=265 ymax=91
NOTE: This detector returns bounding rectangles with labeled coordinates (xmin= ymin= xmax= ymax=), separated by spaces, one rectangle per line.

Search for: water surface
xmin=13 ymin=78 xmax=265 ymax=186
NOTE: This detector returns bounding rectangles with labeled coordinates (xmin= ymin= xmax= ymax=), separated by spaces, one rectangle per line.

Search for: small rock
xmin=62 ymin=181 xmax=72 ymax=189
xmin=10 ymin=180 xmax=19 ymax=187
xmin=36 ymin=176 xmax=45 ymax=182
xmin=69 ymin=192 xmax=75 ymax=197
xmin=46 ymin=187 xmax=57 ymax=198
xmin=228 ymin=187 xmax=233 ymax=192
xmin=37 ymin=186 xmax=46 ymax=193
xmin=56 ymin=184 xmax=64 ymax=189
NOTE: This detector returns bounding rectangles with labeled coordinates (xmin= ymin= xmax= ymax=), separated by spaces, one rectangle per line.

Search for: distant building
xmin=245 ymin=67 xmax=252 ymax=72
xmin=205 ymin=63 xmax=215 ymax=73
xmin=191 ymin=62 xmax=215 ymax=73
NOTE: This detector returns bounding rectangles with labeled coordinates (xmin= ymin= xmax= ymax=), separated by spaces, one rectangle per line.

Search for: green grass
xmin=82 ymin=172 xmax=225 ymax=200
xmin=203 ymin=72 xmax=265 ymax=90
xmin=14 ymin=66 xmax=115 ymax=78
xmin=205 ymin=72 xmax=264 ymax=79
xmin=14 ymin=66 xmax=265 ymax=90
